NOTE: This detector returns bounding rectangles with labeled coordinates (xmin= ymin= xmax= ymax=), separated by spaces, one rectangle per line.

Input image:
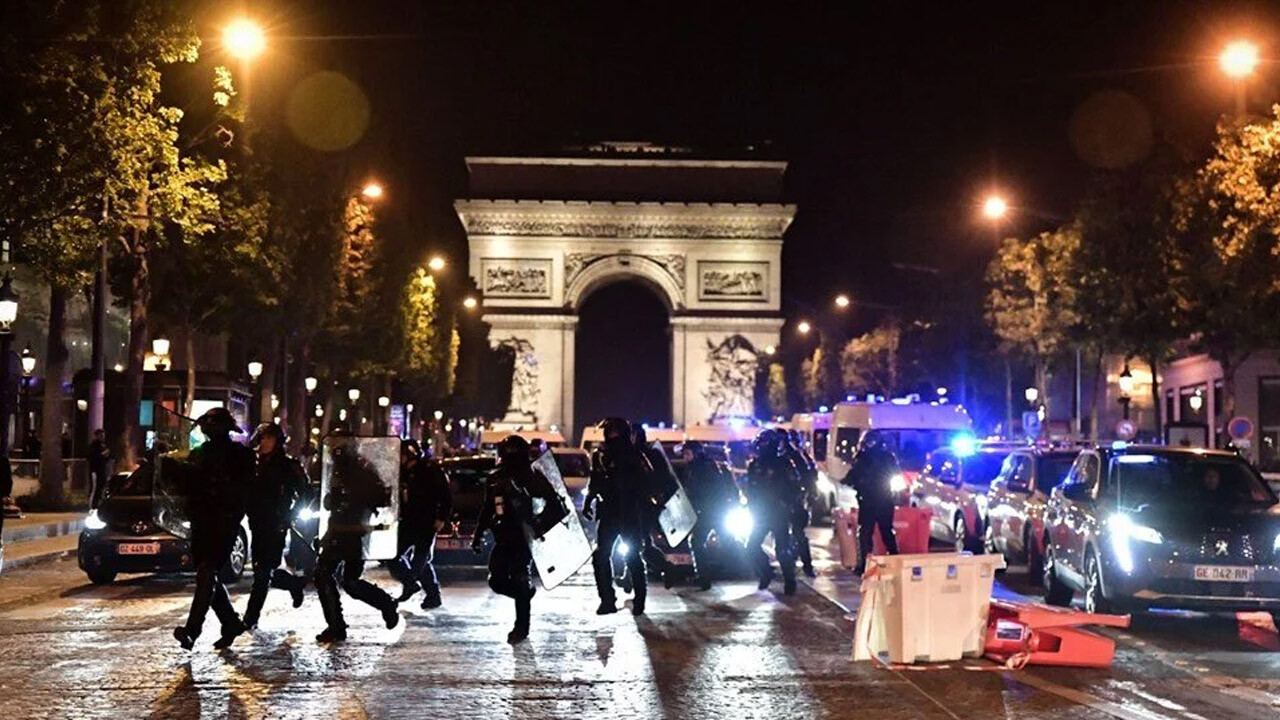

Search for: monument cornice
xmin=456 ymin=199 xmax=794 ymax=239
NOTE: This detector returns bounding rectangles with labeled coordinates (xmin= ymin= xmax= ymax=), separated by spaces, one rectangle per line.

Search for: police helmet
xmin=249 ymin=422 xmax=286 ymax=448
xmin=754 ymin=429 xmax=780 ymax=456
xmin=196 ymin=407 xmax=242 ymax=435
xmin=497 ymin=435 xmax=531 ymax=466
xmin=682 ymin=440 xmax=706 ymax=458
xmin=599 ymin=417 xmax=632 ymax=446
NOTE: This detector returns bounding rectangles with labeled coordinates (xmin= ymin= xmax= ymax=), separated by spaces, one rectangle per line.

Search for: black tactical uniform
xmin=744 ymin=430 xmax=802 ymax=595
xmin=472 ymin=435 xmax=562 ymax=644
xmin=241 ymin=423 xmax=309 ymax=629
xmin=783 ymin=430 xmax=818 ymax=578
xmin=314 ymin=445 xmax=400 ymax=643
xmin=585 ymin=418 xmax=653 ymax=616
xmin=174 ymin=408 xmax=256 ymax=650
xmin=846 ymin=434 xmax=901 ymax=574
xmin=679 ymin=441 xmax=739 ymax=590
xmin=391 ymin=440 xmax=452 ymax=609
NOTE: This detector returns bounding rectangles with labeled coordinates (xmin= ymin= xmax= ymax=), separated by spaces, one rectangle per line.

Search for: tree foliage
xmin=840 ymin=322 xmax=902 ymax=397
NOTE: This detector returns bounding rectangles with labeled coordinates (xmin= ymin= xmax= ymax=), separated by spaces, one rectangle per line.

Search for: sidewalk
xmin=2 ymin=512 xmax=83 ymax=571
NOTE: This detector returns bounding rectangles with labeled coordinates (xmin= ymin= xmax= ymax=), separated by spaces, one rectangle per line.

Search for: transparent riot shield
xmin=653 ymin=441 xmax=698 ymax=547
xmin=319 ymin=436 xmax=400 ymax=560
xmin=152 ymin=451 xmax=195 ymax=539
xmin=527 ymin=450 xmax=593 ymax=590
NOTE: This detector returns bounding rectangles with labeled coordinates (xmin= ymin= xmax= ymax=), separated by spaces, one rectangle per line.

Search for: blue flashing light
xmin=1111 ymin=440 xmax=1129 ymax=450
xmin=1116 ymin=454 xmax=1157 ymax=464
xmin=819 ymin=405 xmax=830 ymax=413
xmin=950 ymin=433 xmax=978 ymax=457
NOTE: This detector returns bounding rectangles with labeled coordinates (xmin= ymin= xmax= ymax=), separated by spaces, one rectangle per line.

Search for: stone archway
xmin=457 ymin=154 xmax=793 ymax=442
xmin=573 ymin=280 xmax=672 ymax=429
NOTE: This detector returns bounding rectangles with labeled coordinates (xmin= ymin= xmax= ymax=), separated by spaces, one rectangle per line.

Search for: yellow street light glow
xmin=361 ymin=181 xmax=384 ymax=200
xmin=982 ymin=194 xmax=1009 ymax=220
xmin=1220 ymin=40 xmax=1260 ymax=79
xmin=834 ymin=294 xmax=851 ymax=309
xmin=223 ymin=18 xmax=266 ymax=60
xmin=462 ymin=296 xmax=478 ymax=309
xmin=797 ymin=320 xmax=812 ymax=335
xmin=428 ymin=256 xmax=446 ymax=272
xmin=764 ymin=344 xmax=777 ymax=355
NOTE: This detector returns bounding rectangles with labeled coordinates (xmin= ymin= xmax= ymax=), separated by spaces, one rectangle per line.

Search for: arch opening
xmin=574 ymin=280 xmax=671 ymax=432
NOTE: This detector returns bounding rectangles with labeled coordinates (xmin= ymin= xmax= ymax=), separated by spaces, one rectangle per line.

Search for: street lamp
xmin=1220 ymin=39 xmax=1260 ymax=114
xmin=462 ymin=296 xmax=478 ymax=309
xmin=982 ymin=194 xmax=1009 ymax=220
xmin=0 ymin=273 xmax=18 ymax=331
xmin=223 ymin=18 xmax=266 ymax=60
xmin=247 ymin=361 xmax=263 ymax=381
xmin=361 ymin=181 xmax=384 ymax=200
xmin=428 ymin=256 xmax=446 ymax=272
xmin=1024 ymin=386 xmax=1039 ymax=404
xmin=1117 ymin=364 xmax=1134 ymax=421
xmin=834 ymin=294 xmax=851 ymax=310
xmin=1189 ymin=390 xmax=1205 ymax=413
xmin=304 ymin=376 xmax=318 ymax=394
xmin=797 ymin=320 xmax=812 ymax=335
xmin=378 ymin=395 xmax=390 ymax=408
xmin=20 ymin=347 xmax=35 ymax=377
xmin=348 ymin=388 xmax=361 ymax=403
xmin=19 ymin=347 xmax=34 ymax=450
xmin=247 ymin=360 xmax=263 ymax=425
xmin=764 ymin=345 xmax=776 ymax=356
xmin=151 ymin=337 xmax=170 ymax=371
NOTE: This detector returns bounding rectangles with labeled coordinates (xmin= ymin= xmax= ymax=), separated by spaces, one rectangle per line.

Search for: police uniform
xmin=680 ymin=442 xmax=739 ymax=590
xmin=847 ymin=439 xmax=901 ymax=574
xmin=744 ymin=431 xmax=802 ymax=595
xmin=241 ymin=424 xmax=309 ymax=629
xmin=585 ymin=418 xmax=653 ymax=616
xmin=783 ymin=432 xmax=818 ymax=578
xmin=391 ymin=442 xmax=452 ymax=609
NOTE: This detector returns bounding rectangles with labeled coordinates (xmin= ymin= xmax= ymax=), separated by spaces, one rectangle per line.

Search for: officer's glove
xmin=582 ymin=502 xmax=595 ymax=522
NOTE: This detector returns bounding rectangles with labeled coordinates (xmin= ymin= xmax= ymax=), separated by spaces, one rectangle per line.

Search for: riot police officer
xmin=174 ymin=408 xmax=256 ymax=650
xmin=584 ymin=418 xmax=653 ymax=616
xmin=313 ymin=444 xmax=400 ymax=643
xmin=846 ymin=432 xmax=901 ymax=575
xmin=634 ymin=425 xmax=679 ymax=502
xmin=744 ymin=429 xmax=803 ymax=595
xmin=471 ymin=435 xmax=564 ymax=644
xmin=783 ymin=429 xmax=818 ymax=578
xmin=392 ymin=439 xmax=452 ymax=610
xmin=241 ymin=423 xmax=308 ymax=630
xmin=679 ymin=441 xmax=739 ymax=590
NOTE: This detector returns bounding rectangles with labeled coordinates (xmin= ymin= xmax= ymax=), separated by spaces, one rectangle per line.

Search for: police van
xmin=826 ymin=401 xmax=974 ymax=510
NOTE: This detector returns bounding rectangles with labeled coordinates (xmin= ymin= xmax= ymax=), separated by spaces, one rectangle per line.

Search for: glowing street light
xmin=304 ymin=376 xmax=318 ymax=393
xmin=1117 ymin=365 xmax=1135 ymax=396
xmin=348 ymin=387 xmax=361 ymax=403
xmin=1220 ymin=39 xmax=1260 ymax=79
xmin=462 ymin=296 xmax=478 ymax=309
xmin=428 ymin=256 xmax=446 ymax=272
xmin=764 ymin=345 xmax=777 ymax=356
xmin=21 ymin=348 xmax=36 ymax=376
xmin=378 ymin=395 xmax=390 ymax=408
xmin=834 ymin=294 xmax=851 ymax=309
xmin=222 ymin=18 xmax=266 ymax=61
xmin=151 ymin=337 xmax=171 ymax=358
xmin=247 ymin=361 xmax=263 ymax=381
xmin=797 ymin=320 xmax=812 ymax=335
xmin=361 ymin=181 xmax=384 ymax=200
xmin=1024 ymin=386 xmax=1039 ymax=403
xmin=982 ymin=194 xmax=1009 ymax=220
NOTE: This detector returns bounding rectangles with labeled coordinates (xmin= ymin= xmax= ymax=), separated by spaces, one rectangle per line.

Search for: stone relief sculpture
xmin=496 ymin=337 xmax=539 ymax=419
xmin=465 ymin=215 xmax=790 ymax=240
xmin=702 ymin=334 xmax=759 ymax=421
xmin=699 ymin=261 xmax=767 ymax=301
xmin=563 ymin=252 xmax=686 ymax=294
xmin=481 ymin=259 xmax=551 ymax=298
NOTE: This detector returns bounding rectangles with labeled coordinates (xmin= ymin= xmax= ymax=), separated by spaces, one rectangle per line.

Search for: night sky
xmin=227 ymin=1 xmax=1280 ymax=421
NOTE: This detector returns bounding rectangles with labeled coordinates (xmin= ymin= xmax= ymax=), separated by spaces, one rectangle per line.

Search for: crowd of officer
xmin=170 ymin=407 xmax=903 ymax=650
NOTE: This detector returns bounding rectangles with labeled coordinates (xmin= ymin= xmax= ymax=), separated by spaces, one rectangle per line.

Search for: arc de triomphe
xmin=458 ymin=150 xmax=793 ymax=441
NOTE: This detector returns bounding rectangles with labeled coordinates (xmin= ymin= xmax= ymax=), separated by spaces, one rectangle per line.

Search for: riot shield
xmin=654 ymin=442 xmax=698 ymax=547
xmin=152 ymin=451 xmax=195 ymax=540
xmin=526 ymin=450 xmax=593 ymax=590
xmin=319 ymin=436 xmax=400 ymax=560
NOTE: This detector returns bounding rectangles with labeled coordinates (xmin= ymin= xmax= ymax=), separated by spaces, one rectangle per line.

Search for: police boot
xmin=803 ymin=564 xmax=817 ymax=579
xmin=757 ymin=568 xmax=775 ymax=590
xmin=421 ymin=590 xmax=442 ymax=610
xmin=783 ymin=576 xmax=798 ymax=596
xmin=213 ymin=618 xmax=247 ymax=650
xmin=316 ymin=625 xmax=347 ymax=643
xmin=173 ymin=626 xmax=197 ymax=650
xmin=396 ymin=581 xmax=421 ymax=604
xmin=508 ymin=595 xmax=531 ymax=644
xmin=631 ymin=587 xmax=646 ymax=616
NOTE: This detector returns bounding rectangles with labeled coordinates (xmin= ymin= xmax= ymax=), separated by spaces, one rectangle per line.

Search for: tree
xmin=400 ymin=266 xmax=459 ymax=406
xmin=800 ymin=344 xmax=840 ymax=411
xmin=840 ymin=322 xmax=902 ymax=397
xmin=766 ymin=362 xmax=788 ymax=418
xmin=1170 ymin=112 xmax=1280 ymax=421
xmin=985 ymin=226 xmax=1080 ymax=421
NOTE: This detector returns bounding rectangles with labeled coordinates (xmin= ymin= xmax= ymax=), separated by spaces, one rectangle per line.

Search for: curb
xmin=3 ymin=518 xmax=85 ymax=545
xmin=3 ymin=541 xmax=78 ymax=572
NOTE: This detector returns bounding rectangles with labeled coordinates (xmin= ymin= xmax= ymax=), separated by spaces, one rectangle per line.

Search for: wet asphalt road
xmin=1 ymin=531 xmax=1280 ymax=719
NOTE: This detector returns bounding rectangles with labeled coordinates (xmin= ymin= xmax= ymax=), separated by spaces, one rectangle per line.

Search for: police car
xmin=909 ymin=438 xmax=1010 ymax=553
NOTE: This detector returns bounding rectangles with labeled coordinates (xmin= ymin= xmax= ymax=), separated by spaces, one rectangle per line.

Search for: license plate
xmin=668 ymin=553 xmax=693 ymax=566
xmin=1194 ymin=565 xmax=1255 ymax=582
xmin=436 ymin=538 xmax=469 ymax=550
xmin=117 ymin=542 xmax=160 ymax=555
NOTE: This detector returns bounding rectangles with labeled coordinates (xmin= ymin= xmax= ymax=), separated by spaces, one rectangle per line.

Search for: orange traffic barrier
xmin=832 ymin=507 xmax=859 ymax=568
xmin=983 ymin=599 xmax=1130 ymax=668
xmin=834 ymin=506 xmax=932 ymax=568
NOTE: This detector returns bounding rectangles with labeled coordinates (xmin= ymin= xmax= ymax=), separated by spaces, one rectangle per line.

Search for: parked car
xmin=1041 ymin=444 xmax=1280 ymax=619
xmin=551 ymin=447 xmax=591 ymax=499
xmin=78 ymin=461 xmax=250 ymax=586
xmin=910 ymin=445 xmax=1009 ymax=553
xmin=435 ymin=455 xmax=497 ymax=563
xmin=984 ymin=447 xmax=1080 ymax=575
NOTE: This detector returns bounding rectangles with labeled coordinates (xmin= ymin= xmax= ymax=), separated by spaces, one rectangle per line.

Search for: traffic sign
xmin=1115 ymin=419 xmax=1136 ymax=440
xmin=1227 ymin=416 xmax=1255 ymax=441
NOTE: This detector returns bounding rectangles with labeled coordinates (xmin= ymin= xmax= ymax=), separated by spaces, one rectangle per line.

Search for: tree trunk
xmin=320 ymin=391 xmax=334 ymax=438
xmin=257 ymin=339 xmax=279 ymax=426
xmin=118 ymin=233 xmax=149 ymax=472
xmin=1088 ymin=348 xmax=1105 ymax=441
xmin=1004 ymin=357 xmax=1013 ymax=439
xmin=1146 ymin=354 xmax=1162 ymax=442
xmin=287 ymin=340 xmax=309 ymax=455
xmin=1034 ymin=358 xmax=1049 ymax=438
xmin=38 ymin=286 xmax=69 ymax=502
xmin=183 ymin=330 xmax=196 ymax=418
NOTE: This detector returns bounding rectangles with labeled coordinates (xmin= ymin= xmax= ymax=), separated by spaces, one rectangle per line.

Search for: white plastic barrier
xmin=853 ymin=552 xmax=1005 ymax=664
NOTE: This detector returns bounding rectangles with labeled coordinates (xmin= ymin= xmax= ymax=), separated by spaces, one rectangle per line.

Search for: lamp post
xmin=377 ymin=395 xmax=390 ymax=435
xmin=1220 ymin=39 xmax=1260 ymax=115
xmin=1117 ymin=364 xmax=1134 ymax=421
xmin=19 ymin=347 xmax=34 ymax=451
xmin=348 ymin=387 xmax=361 ymax=433
xmin=0 ymin=274 xmax=19 ymax=452
xmin=151 ymin=338 xmax=171 ymax=438
xmin=247 ymin=360 xmax=263 ymax=425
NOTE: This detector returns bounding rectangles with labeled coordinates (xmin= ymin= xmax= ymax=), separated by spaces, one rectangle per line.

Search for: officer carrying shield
xmin=471 ymin=435 xmax=561 ymax=644
xmin=584 ymin=418 xmax=653 ymax=616
xmin=313 ymin=443 xmax=400 ymax=643
xmin=391 ymin=439 xmax=452 ymax=610
xmin=846 ymin=432 xmax=901 ymax=575
xmin=743 ymin=429 xmax=802 ymax=595
xmin=239 ymin=423 xmax=308 ymax=630
xmin=174 ymin=408 xmax=256 ymax=650
xmin=679 ymin=440 xmax=739 ymax=590
xmin=783 ymin=429 xmax=818 ymax=578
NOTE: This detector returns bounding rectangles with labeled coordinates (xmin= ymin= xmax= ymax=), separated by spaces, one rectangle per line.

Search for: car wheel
xmin=1083 ymin=549 xmax=1115 ymax=615
xmin=218 ymin=531 xmax=248 ymax=584
xmin=984 ymin=525 xmax=1001 ymax=563
xmin=1042 ymin=542 xmax=1073 ymax=607
xmin=86 ymin=570 xmax=116 ymax=586
xmin=954 ymin=515 xmax=982 ymax=554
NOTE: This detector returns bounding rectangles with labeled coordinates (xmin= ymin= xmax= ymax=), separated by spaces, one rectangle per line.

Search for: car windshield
xmin=1113 ymin=453 xmax=1277 ymax=510
xmin=554 ymin=453 xmax=590 ymax=477
xmin=1037 ymin=454 xmax=1077 ymax=490
xmin=963 ymin=453 xmax=1007 ymax=487
xmin=444 ymin=463 xmax=493 ymax=491
xmin=866 ymin=429 xmax=956 ymax=472
xmin=107 ymin=465 xmax=153 ymax=497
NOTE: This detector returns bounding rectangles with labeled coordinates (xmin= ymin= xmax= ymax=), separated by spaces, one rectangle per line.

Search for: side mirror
xmin=990 ymin=478 xmax=1007 ymax=493
xmin=1008 ymin=480 xmax=1030 ymax=494
xmin=1062 ymin=483 xmax=1093 ymax=503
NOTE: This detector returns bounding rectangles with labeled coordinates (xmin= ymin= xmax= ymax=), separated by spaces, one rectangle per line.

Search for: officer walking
xmin=744 ymin=430 xmax=802 ymax=595
xmin=471 ymin=435 xmax=564 ymax=644
xmin=679 ymin=441 xmax=739 ymax=590
xmin=392 ymin=439 xmax=452 ymax=610
xmin=583 ymin=418 xmax=653 ymax=616
xmin=782 ymin=429 xmax=818 ymax=578
xmin=314 ymin=444 xmax=400 ymax=643
xmin=174 ymin=408 xmax=256 ymax=650
xmin=241 ymin=423 xmax=308 ymax=630
xmin=846 ymin=432 xmax=901 ymax=575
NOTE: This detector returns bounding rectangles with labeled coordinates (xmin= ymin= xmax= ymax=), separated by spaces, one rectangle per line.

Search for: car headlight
xmin=1108 ymin=513 xmax=1163 ymax=574
xmin=815 ymin=471 xmax=835 ymax=495
xmin=84 ymin=509 xmax=106 ymax=531
xmin=974 ymin=494 xmax=988 ymax=511
xmin=297 ymin=506 xmax=318 ymax=522
xmin=889 ymin=473 xmax=908 ymax=493
xmin=616 ymin=540 xmax=631 ymax=557
xmin=726 ymin=506 xmax=754 ymax=542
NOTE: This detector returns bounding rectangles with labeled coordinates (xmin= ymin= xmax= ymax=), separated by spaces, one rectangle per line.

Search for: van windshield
xmin=865 ymin=429 xmax=957 ymax=472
